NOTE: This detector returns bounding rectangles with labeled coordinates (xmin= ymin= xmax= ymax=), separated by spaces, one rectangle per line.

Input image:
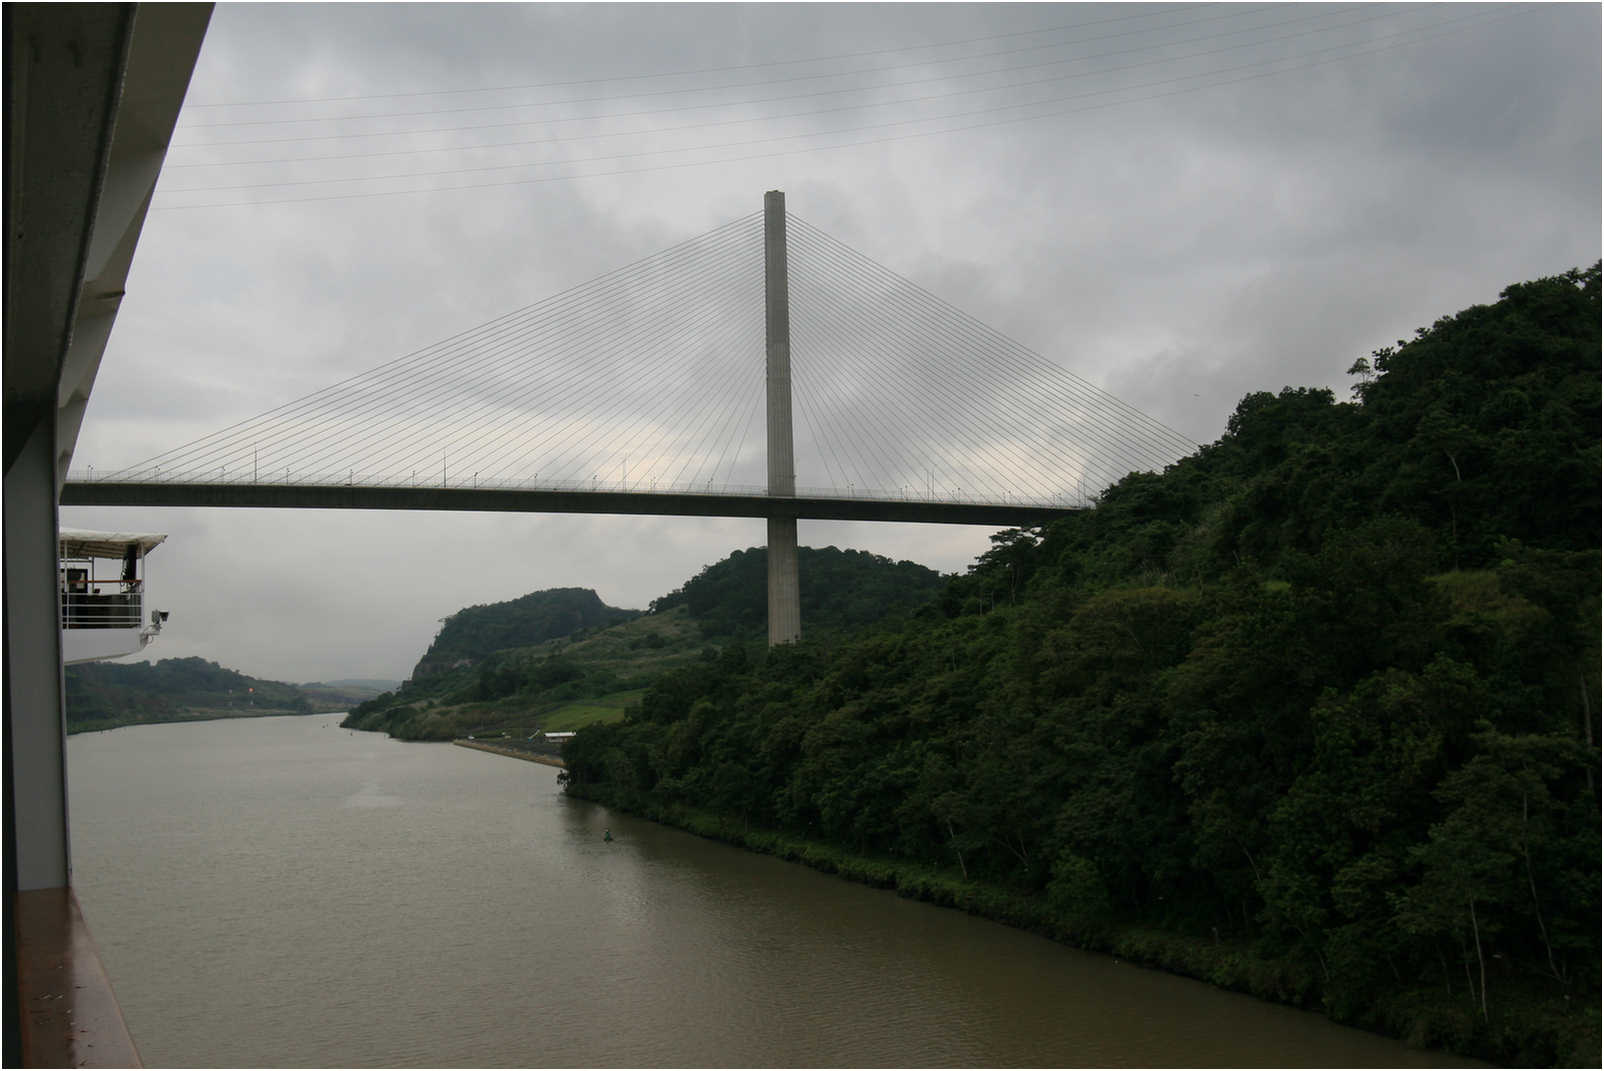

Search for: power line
xmin=170 ymin=4 xmax=1370 ymax=151
xmin=161 ymin=2 xmax=1398 ymax=190
xmin=178 ymin=4 xmax=1292 ymax=131
xmin=152 ymin=5 xmax=1521 ymax=212
xmin=181 ymin=4 xmax=1207 ymax=109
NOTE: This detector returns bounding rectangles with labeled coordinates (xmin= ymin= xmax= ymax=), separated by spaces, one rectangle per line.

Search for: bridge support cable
xmin=474 ymin=238 xmax=762 ymax=488
xmin=833 ymin=218 xmax=1198 ymax=475
xmin=792 ymin=221 xmax=1102 ymax=502
xmin=332 ymin=252 xmax=749 ymax=486
xmin=784 ymin=213 xmax=1197 ymax=505
xmin=790 ymin=367 xmax=859 ymax=499
xmin=109 ymin=212 xmax=756 ymax=482
xmin=792 ymin=251 xmax=1081 ymax=502
xmin=322 ymin=214 xmax=763 ymax=489
xmin=568 ymin=252 xmax=763 ymax=490
xmin=111 ymin=216 xmax=748 ymax=485
xmin=107 ymin=211 xmax=766 ymax=493
xmin=80 ymin=193 xmax=1199 ymax=520
xmin=712 ymin=393 xmax=764 ymax=490
xmin=765 ymin=190 xmax=802 ymax=646
xmin=789 ymin=275 xmax=924 ymax=493
xmin=789 ymin=267 xmax=1064 ymax=500
xmin=789 ymin=229 xmax=1106 ymax=496
xmin=791 ymin=263 xmax=1122 ymax=500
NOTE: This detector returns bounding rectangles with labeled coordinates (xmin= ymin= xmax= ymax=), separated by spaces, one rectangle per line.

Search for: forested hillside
xmin=343 ymin=605 xmax=702 ymax=740
xmin=66 ymin=657 xmax=315 ymax=732
xmin=344 ymin=549 xmax=947 ymax=741
xmin=410 ymin=587 xmax=637 ymax=679
xmin=652 ymin=545 xmax=947 ymax=637
xmin=562 ymin=266 xmax=1601 ymax=1065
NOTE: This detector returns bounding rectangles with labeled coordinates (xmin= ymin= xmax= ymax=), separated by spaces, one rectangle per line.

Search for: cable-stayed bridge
xmin=62 ymin=191 xmax=1196 ymax=642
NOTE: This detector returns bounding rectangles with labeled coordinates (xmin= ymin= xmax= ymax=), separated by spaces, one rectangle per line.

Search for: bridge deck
xmin=59 ymin=481 xmax=1075 ymax=527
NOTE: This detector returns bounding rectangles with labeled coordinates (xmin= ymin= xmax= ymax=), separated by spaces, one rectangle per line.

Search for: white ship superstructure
xmin=58 ymin=528 xmax=168 ymax=664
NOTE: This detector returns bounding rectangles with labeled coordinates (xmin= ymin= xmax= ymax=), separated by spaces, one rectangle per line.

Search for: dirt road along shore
xmin=454 ymin=739 xmax=565 ymax=769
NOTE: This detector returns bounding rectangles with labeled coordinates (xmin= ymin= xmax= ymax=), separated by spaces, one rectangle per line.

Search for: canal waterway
xmin=68 ymin=714 xmax=1479 ymax=1067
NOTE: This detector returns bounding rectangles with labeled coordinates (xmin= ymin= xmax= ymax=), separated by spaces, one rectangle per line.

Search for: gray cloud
xmin=68 ymin=3 xmax=1599 ymax=683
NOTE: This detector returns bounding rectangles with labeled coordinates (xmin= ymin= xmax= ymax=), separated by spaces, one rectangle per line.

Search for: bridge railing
xmin=66 ymin=468 xmax=1097 ymax=510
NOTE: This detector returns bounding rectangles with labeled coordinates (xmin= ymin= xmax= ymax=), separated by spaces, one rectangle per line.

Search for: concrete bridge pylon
xmin=765 ymin=190 xmax=801 ymax=646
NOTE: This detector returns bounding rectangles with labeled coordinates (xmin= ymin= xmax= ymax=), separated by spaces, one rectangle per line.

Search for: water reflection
xmin=68 ymin=715 xmax=1478 ymax=1068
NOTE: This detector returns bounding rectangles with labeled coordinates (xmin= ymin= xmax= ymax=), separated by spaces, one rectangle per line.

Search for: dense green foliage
xmin=65 ymin=656 xmax=314 ymax=732
xmin=344 ymin=604 xmax=705 ymax=740
xmin=562 ymin=267 xmax=1601 ymax=1064
xmin=411 ymin=587 xmax=638 ymax=679
xmin=652 ymin=545 xmax=946 ymax=637
xmin=345 ymin=549 xmax=948 ymax=741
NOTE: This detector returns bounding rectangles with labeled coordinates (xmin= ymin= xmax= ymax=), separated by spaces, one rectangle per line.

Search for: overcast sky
xmin=65 ymin=2 xmax=1599 ymax=684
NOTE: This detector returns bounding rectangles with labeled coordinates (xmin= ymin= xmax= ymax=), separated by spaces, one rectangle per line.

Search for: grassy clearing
xmin=349 ymin=606 xmax=711 ymax=740
xmin=508 ymin=606 xmax=707 ymax=677
xmin=540 ymin=689 xmax=645 ymax=731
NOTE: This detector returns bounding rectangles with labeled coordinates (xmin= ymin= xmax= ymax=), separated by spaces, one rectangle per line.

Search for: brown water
xmin=67 ymin=714 xmax=1478 ymax=1068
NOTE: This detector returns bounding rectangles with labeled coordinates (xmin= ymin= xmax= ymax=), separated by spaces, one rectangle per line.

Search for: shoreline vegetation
xmin=65 ymin=657 xmax=391 ymax=734
xmin=557 ymin=268 xmax=1601 ymax=1068
xmin=341 ymin=550 xmax=946 ymax=743
xmin=66 ymin=706 xmax=327 ymax=734
xmin=75 ymin=266 xmax=1596 ymax=1064
xmin=562 ymin=782 xmax=1586 ymax=1067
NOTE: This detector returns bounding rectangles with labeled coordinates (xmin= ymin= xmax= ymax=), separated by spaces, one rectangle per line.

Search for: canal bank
xmin=453 ymin=738 xmax=564 ymax=768
xmin=562 ymin=782 xmax=1580 ymax=1067
xmin=69 ymin=714 xmax=1490 ymax=1067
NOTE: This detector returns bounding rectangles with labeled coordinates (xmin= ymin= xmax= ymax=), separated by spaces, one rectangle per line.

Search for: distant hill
xmin=652 ymin=545 xmax=947 ymax=638
xmin=65 ymin=657 xmax=318 ymax=733
xmin=342 ymin=604 xmax=708 ymax=741
xmin=315 ymin=678 xmax=403 ymax=692
xmin=297 ymin=680 xmax=397 ymax=710
xmin=411 ymin=587 xmax=638 ymax=679
xmin=344 ymin=548 xmax=948 ymax=741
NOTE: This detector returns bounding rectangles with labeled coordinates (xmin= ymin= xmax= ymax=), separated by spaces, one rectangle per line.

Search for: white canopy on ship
xmin=58 ymin=529 xmax=167 ymax=558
